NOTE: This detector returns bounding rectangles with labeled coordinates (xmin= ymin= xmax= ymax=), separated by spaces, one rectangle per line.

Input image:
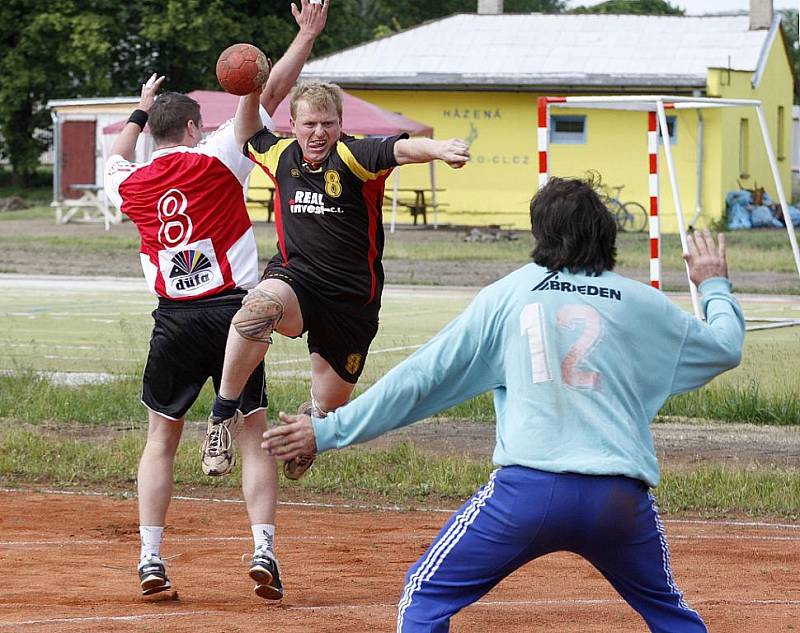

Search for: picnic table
xmin=52 ymin=184 xmax=120 ymax=231
xmin=384 ymin=188 xmax=447 ymax=226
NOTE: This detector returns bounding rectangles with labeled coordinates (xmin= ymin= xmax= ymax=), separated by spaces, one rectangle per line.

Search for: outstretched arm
xmin=393 ymin=137 xmax=470 ymax=169
xmin=262 ymin=291 xmax=501 ymax=460
xmin=109 ymin=74 xmax=165 ymax=161
xmin=260 ymin=0 xmax=329 ymax=116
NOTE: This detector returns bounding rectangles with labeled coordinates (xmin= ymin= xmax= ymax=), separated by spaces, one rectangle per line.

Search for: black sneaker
xmin=138 ymin=555 xmax=171 ymax=596
xmin=249 ymin=546 xmax=284 ymax=600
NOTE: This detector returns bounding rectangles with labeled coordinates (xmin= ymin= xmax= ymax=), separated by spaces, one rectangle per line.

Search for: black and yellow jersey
xmin=244 ymin=129 xmax=407 ymax=306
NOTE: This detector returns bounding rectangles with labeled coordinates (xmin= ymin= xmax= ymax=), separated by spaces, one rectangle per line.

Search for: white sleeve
xmin=196 ymin=106 xmax=274 ymax=185
xmin=104 ymin=155 xmax=139 ymax=210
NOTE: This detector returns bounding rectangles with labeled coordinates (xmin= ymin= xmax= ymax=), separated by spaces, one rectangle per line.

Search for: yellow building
xmin=301 ymin=4 xmax=796 ymax=231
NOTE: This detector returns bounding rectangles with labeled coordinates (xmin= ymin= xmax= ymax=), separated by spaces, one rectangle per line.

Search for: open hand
xmin=262 ymin=411 xmax=317 ymax=460
xmin=292 ymin=0 xmax=329 ymax=38
xmin=683 ymin=230 xmax=729 ymax=286
xmin=138 ymin=74 xmax=165 ymax=112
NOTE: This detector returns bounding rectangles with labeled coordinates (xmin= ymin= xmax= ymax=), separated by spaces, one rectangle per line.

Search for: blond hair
xmin=290 ymin=80 xmax=344 ymax=119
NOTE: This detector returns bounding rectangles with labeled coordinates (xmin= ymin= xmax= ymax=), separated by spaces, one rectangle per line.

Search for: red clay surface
xmin=1 ymin=490 xmax=799 ymax=632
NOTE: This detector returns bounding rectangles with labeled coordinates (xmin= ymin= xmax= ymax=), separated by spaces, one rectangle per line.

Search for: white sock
xmin=251 ymin=524 xmax=275 ymax=552
xmin=139 ymin=525 xmax=164 ymax=560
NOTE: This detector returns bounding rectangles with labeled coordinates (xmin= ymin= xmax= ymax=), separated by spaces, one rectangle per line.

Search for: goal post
xmin=537 ymin=95 xmax=800 ymax=321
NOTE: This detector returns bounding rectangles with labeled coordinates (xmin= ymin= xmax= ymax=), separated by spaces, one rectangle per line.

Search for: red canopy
xmin=103 ymin=89 xmax=433 ymax=137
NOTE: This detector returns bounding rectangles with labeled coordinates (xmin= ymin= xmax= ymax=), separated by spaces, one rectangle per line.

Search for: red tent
xmin=102 ymin=89 xmax=433 ymax=138
xmin=102 ymin=89 xmax=438 ymax=231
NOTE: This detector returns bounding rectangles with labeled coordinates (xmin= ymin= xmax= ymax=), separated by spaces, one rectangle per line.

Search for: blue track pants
xmin=396 ymin=466 xmax=707 ymax=632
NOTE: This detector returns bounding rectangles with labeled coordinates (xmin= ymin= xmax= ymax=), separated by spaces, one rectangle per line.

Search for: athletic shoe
xmin=200 ymin=410 xmax=244 ymax=476
xmin=282 ymin=401 xmax=317 ymax=481
xmin=138 ymin=555 xmax=171 ymax=596
xmin=249 ymin=546 xmax=284 ymax=600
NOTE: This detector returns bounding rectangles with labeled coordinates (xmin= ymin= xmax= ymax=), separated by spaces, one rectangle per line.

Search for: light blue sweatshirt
xmin=314 ymin=264 xmax=744 ymax=487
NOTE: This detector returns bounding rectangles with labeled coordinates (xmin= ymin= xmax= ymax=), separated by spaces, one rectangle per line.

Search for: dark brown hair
xmin=529 ymin=176 xmax=617 ymax=276
xmin=148 ymin=92 xmax=201 ymax=145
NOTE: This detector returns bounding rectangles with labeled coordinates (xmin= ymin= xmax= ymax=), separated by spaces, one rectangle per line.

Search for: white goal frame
xmin=537 ymin=95 xmax=800 ymax=321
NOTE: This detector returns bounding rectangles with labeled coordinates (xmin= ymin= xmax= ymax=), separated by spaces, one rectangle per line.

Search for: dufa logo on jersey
xmin=157 ymin=238 xmax=224 ymax=298
xmin=532 ymin=271 xmax=622 ymax=301
xmin=168 ymin=249 xmax=214 ymax=291
xmin=288 ymin=190 xmax=343 ymax=216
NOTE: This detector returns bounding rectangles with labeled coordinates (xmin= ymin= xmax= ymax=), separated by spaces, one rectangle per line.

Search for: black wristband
xmin=127 ymin=109 xmax=148 ymax=129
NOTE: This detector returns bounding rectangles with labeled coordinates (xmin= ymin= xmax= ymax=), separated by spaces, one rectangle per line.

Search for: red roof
xmin=103 ymin=89 xmax=433 ymax=137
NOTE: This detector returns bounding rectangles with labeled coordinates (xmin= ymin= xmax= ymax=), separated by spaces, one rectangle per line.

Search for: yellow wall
xmin=249 ymin=33 xmax=794 ymax=232
xmin=356 ymin=90 xmax=706 ymax=232
xmin=707 ymin=33 xmax=794 ymax=213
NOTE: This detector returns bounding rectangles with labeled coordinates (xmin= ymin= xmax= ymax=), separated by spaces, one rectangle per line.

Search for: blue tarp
xmin=725 ymin=190 xmax=800 ymax=230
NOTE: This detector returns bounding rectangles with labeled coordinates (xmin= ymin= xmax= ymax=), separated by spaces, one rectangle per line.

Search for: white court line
xmin=2 ymin=487 xmax=799 ymax=530
xmin=0 ymin=611 xmax=216 ymax=628
xmin=4 ymin=597 xmax=797 ymax=628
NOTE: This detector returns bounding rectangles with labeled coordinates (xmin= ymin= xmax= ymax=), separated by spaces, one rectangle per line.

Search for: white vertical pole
xmin=430 ymin=161 xmax=438 ymax=229
xmin=657 ymin=100 xmax=702 ymax=319
xmin=754 ymin=103 xmax=800 ymax=279
xmin=390 ymin=167 xmax=400 ymax=234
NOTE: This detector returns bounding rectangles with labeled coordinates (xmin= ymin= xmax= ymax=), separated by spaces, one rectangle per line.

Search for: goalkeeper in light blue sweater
xmin=263 ymin=177 xmax=744 ymax=633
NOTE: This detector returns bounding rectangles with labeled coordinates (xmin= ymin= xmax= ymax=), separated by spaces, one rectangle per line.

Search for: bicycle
xmin=599 ymin=184 xmax=649 ymax=233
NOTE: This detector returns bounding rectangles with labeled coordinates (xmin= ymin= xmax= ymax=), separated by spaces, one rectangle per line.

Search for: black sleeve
xmin=242 ymin=127 xmax=280 ymax=158
xmin=343 ymin=133 xmax=409 ymax=173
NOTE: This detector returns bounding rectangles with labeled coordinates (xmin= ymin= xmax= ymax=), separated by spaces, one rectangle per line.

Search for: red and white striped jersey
xmin=104 ymin=110 xmax=272 ymax=300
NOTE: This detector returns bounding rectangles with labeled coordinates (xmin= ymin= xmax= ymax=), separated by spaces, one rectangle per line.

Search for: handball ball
xmin=216 ymin=43 xmax=270 ymax=96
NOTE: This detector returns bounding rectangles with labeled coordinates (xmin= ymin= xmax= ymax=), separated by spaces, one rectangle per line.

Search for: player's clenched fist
xmin=440 ymin=138 xmax=470 ymax=169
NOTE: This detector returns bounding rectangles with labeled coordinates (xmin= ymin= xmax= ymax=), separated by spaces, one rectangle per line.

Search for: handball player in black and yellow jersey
xmin=208 ymin=80 xmax=470 ymax=479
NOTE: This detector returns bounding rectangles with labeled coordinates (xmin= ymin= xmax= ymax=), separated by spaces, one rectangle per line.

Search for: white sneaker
xmin=200 ymin=410 xmax=244 ymax=476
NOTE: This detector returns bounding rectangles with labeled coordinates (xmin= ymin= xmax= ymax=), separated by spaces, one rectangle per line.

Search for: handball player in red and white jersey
xmin=103 ymin=0 xmax=329 ymax=601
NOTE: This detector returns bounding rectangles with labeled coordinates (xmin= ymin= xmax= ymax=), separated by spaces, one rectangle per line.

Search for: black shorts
xmin=142 ymin=290 xmax=267 ymax=420
xmin=264 ymin=269 xmax=379 ymax=383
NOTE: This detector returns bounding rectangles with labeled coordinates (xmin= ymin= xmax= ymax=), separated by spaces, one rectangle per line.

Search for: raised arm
xmin=671 ymin=230 xmax=744 ymax=394
xmin=260 ymin=0 xmax=329 ymax=116
xmin=393 ymin=137 xmax=470 ymax=169
xmin=109 ymin=74 xmax=165 ymax=161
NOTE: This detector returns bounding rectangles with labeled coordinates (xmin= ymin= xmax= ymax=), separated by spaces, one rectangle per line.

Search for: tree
xmin=571 ymin=0 xmax=683 ymax=15
xmin=0 ymin=0 xmax=129 ymax=186
xmin=780 ymin=10 xmax=799 ymax=103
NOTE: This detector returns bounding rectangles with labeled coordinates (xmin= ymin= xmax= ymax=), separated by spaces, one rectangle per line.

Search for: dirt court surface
xmin=1 ymin=490 xmax=799 ymax=633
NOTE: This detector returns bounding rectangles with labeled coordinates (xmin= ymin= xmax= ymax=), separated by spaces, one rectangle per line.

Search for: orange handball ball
xmin=215 ymin=43 xmax=270 ymax=96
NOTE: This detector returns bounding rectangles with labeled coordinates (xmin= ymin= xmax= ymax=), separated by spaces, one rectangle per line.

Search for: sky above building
xmin=564 ymin=0 xmax=797 ymax=14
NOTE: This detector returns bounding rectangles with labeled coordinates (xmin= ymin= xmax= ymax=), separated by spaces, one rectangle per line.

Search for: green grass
xmin=658 ymin=465 xmax=800 ymax=518
xmin=1 ymin=426 xmax=797 ymax=517
xmin=0 ymin=282 xmax=797 ymax=426
xmin=0 ymin=232 xmax=140 ymax=251
xmin=0 ymin=205 xmax=53 ymax=221
xmin=379 ymin=229 xmax=799 ymax=274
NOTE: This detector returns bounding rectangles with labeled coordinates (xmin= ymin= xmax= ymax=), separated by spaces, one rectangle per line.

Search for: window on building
xmin=739 ymin=118 xmax=750 ymax=178
xmin=777 ymin=105 xmax=785 ymax=161
xmin=658 ymin=116 xmax=678 ymax=144
xmin=550 ymin=115 xmax=587 ymax=144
